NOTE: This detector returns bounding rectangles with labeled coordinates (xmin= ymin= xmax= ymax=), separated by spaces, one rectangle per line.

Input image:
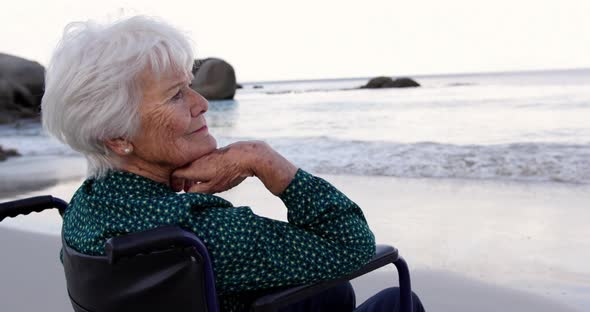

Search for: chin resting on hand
xmin=171 ymin=141 xmax=297 ymax=195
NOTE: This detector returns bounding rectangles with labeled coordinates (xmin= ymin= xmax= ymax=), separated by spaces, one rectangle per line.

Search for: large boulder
xmin=0 ymin=145 xmax=20 ymax=161
xmin=190 ymin=58 xmax=237 ymax=100
xmin=362 ymin=76 xmax=420 ymax=89
xmin=0 ymin=53 xmax=45 ymax=123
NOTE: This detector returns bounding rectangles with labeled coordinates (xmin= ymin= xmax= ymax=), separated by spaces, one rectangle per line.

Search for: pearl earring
xmin=124 ymin=147 xmax=132 ymax=154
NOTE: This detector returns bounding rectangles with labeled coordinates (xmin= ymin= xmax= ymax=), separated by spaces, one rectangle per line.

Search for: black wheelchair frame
xmin=0 ymin=195 xmax=413 ymax=312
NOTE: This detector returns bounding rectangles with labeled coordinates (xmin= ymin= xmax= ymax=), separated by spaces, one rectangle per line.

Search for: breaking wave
xmin=220 ymin=137 xmax=590 ymax=184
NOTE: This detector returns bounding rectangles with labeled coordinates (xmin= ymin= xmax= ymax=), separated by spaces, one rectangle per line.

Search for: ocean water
xmin=2 ymin=69 xmax=590 ymax=312
xmin=1 ymin=68 xmax=589 ymax=184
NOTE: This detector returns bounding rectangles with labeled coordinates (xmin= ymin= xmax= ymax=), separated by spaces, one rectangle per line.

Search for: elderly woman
xmin=42 ymin=16 xmax=424 ymax=312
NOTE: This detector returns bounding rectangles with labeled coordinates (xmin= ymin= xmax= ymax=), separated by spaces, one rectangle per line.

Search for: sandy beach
xmin=1 ymin=1 xmax=589 ymax=310
xmin=1 ymin=155 xmax=588 ymax=311
xmin=0 ymin=155 xmax=86 ymax=198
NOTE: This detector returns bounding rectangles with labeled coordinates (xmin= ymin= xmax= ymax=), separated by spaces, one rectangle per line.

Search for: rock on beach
xmin=0 ymin=53 xmax=240 ymax=125
xmin=0 ymin=53 xmax=45 ymax=124
xmin=191 ymin=58 xmax=237 ymax=100
xmin=0 ymin=145 xmax=20 ymax=161
xmin=362 ymin=76 xmax=420 ymax=89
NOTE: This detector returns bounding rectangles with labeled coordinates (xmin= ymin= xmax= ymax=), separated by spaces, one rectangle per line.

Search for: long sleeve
xmin=192 ymin=169 xmax=376 ymax=310
xmin=62 ymin=169 xmax=376 ymax=312
xmin=281 ymin=169 xmax=376 ymax=256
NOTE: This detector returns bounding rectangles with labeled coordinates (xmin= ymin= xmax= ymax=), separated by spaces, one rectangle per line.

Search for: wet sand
xmin=0 ymin=156 xmax=588 ymax=311
xmin=0 ymin=155 xmax=86 ymax=197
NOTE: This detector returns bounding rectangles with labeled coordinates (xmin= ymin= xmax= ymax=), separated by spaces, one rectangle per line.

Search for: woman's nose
xmin=189 ymin=89 xmax=208 ymax=117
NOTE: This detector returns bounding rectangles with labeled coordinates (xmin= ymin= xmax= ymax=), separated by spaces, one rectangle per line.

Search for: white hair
xmin=42 ymin=16 xmax=194 ymax=177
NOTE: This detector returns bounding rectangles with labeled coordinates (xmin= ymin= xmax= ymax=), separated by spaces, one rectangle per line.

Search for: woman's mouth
xmin=191 ymin=125 xmax=208 ymax=134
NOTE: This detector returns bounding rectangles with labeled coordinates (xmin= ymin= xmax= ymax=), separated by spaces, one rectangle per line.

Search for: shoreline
xmin=0 ymin=157 xmax=588 ymax=311
xmin=0 ymin=155 xmax=86 ymax=198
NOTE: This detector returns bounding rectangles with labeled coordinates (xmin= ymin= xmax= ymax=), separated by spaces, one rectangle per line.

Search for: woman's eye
xmin=171 ymin=89 xmax=183 ymax=102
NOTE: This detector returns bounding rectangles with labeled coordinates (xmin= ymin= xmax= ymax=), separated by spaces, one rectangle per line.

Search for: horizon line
xmin=239 ymin=66 xmax=590 ymax=85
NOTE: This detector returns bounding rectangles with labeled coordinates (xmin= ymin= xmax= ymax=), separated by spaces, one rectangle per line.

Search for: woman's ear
xmin=105 ymin=138 xmax=134 ymax=157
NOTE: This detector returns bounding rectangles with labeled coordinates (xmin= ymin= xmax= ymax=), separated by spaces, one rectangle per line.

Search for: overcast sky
xmin=1 ymin=0 xmax=589 ymax=81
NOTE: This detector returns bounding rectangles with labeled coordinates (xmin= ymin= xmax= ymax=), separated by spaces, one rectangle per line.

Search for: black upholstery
xmin=62 ymin=226 xmax=218 ymax=312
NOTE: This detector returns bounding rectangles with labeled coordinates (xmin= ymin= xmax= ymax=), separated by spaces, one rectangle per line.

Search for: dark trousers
xmin=280 ymin=282 xmax=425 ymax=312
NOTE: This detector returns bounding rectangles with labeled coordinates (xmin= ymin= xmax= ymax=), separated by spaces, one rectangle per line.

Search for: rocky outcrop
xmin=0 ymin=53 xmax=45 ymax=124
xmin=0 ymin=145 xmax=20 ymax=161
xmin=191 ymin=58 xmax=237 ymax=100
xmin=362 ymin=76 xmax=420 ymax=89
xmin=1 ymin=53 xmax=241 ymax=122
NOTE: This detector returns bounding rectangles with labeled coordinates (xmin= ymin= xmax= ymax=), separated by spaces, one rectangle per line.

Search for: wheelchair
xmin=0 ymin=195 xmax=414 ymax=312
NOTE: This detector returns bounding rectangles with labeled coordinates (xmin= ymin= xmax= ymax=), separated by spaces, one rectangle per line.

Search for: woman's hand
xmin=171 ymin=141 xmax=297 ymax=195
xmin=171 ymin=141 xmax=255 ymax=194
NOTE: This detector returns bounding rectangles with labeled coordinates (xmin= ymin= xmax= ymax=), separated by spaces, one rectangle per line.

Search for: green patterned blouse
xmin=63 ymin=168 xmax=376 ymax=311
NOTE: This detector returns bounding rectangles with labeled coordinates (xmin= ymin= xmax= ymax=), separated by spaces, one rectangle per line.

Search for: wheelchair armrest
xmin=251 ymin=245 xmax=399 ymax=312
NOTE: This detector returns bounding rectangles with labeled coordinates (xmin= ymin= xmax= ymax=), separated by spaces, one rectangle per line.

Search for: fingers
xmin=188 ymin=181 xmax=215 ymax=194
xmin=170 ymin=178 xmax=213 ymax=194
xmin=184 ymin=175 xmax=247 ymax=194
xmin=171 ymin=144 xmax=253 ymax=194
xmin=228 ymin=176 xmax=247 ymax=189
xmin=170 ymin=177 xmax=185 ymax=192
xmin=183 ymin=180 xmax=194 ymax=193
xmin=172 ymin=168 xmax=212 ymax=190
xmin=173 ymin=164 xmax=208 ymax=180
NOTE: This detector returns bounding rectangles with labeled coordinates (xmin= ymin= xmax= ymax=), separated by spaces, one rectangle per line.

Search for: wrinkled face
xmin=130 ymin=68 xmax=216 ymax=169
